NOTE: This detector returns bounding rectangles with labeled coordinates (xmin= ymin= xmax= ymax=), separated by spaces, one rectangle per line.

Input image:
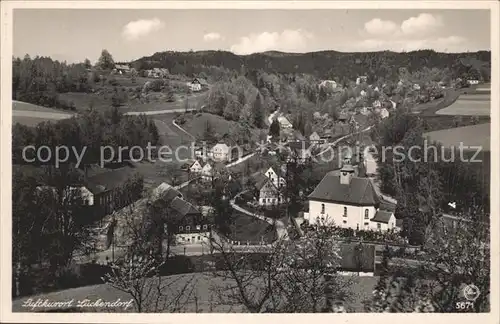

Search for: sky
xmin=13 ymin=9 xmax=491 ymax=63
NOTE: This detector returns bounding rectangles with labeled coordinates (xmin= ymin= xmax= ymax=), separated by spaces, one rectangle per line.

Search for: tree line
xmin=371 ymin=109 xmax=490 ymax=245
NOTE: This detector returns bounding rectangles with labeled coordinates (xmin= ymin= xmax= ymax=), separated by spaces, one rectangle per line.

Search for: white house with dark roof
xmin=264 ymin=167 xmax=286 ymax=188
xmin=253 ymin=173 xmax=282 ymax=206
xmin=304 ymin=164 xmax=398 ymax=232
xmin=211 ymin=143 xmax=230 ymax=162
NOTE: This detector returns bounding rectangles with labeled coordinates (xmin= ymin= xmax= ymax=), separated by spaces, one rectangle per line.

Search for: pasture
xmin=436 ymin=93 xmax=490 ymax=116
xmin=12 ymin=101 xmax=74 ymax=126
xmin=423 ymin=123 xmax=490 ymax=151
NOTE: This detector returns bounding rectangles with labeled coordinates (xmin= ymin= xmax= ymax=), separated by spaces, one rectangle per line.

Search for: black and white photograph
xmin=1 ymin=0 xmax=498 ymax=320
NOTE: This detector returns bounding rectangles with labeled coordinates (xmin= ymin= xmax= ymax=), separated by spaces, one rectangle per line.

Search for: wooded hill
xmin=133 ymin=49 xmax=491 ymax=83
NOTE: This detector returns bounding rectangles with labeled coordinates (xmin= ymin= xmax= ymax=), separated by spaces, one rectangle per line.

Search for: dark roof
xmin=253 ymin=173 xmax=276 ymax=191
xmin=162 ymin=187 xmax=183 ymax=203
xmin=308 ymin=172 xmax=380 ymax=206
xmin=371 ymin=210 xmax=394 ymax=223
xmin=85 ymin=167 xmax=137 ymax=194
xmin=169 ymin=197 xmax=201 ymax=220
xmin=193 ymin=77 xmax=208 ymax=85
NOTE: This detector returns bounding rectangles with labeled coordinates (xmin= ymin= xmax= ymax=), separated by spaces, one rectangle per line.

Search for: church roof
xmin=308 ymin=171 xmax=380 ymax=206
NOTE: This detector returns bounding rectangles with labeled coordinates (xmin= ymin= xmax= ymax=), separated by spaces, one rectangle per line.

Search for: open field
xmin=12 ymin=271 xmax=378 ymax=312
xmin=423 ymin=123 xmax=490 ymax=151
xmin=180 ymin=112 xmax=265 ymax=143
xmin=59 ymin=90 xmax=206 ymax=114
xmin=436 ymin=91 xmax=491 ymax=116
xmin=412 ymin=89 xmax=460 ymax=115
xmin=12 ymin=101 xmax=74 ymax=126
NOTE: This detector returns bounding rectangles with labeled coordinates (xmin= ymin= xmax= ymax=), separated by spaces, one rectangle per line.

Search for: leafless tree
xmin=208 ymin=221 xmax=354 ymax=312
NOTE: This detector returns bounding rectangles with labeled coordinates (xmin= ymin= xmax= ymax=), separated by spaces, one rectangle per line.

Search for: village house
xmin=277 ymin=115 xmax=293 ymax=129
xmin=379 ymin=108 xmax=390 ymax=119
xmin=362 ymin=149 xmax=378 ymax=176
xmin=467 ymin=79 xmax=480 ymax=85
xmin=114 ymin=64 xmax=131 ymax=75
xmin=201 ymin=161 xmax=228 ymax=182
xmin=304 ymin=164 xmax=398 ymax=232
xmin=168 ymin=197 xmax=212 ymax=245
xmin=83 ymin=166 xmax=140 ymax=217
xmin=413 ymin=83 xmax=421 ymax=90
xmin=309 ymin=131 xmax=322 ymax=144
xmin=188 ymin=77 xmax=209 ymax=92
xmin=319 ymin=80 xmax=337 ymax=89
xmin=211 ymin=143 xmax=231 ymax=162
xmin=356 ymin=76 xmax=368 ymax=85
xmin=253 ymin=173 xmax=282 ymax=207
xmin=372 ymin=100 xmax=382 ymax=108
xmin=183 ymin=159 xmax=203 ymax=174
xmin=264 ymin=167 xmax=286 ymax=188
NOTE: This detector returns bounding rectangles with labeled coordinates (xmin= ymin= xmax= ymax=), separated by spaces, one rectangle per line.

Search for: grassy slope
xmin=180 ymin=113 xmax=264 ymax=143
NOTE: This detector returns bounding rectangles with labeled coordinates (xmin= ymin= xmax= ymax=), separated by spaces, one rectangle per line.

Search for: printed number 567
xmin=456 ymin=301 xmax=474 ymax=310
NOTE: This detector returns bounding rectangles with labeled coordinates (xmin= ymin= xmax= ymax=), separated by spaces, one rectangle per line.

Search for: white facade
xmin=258 ymin=180 xmax=282 ymax=206
xmin=189 ymin=160 xmax=203 ymax=173
xmin=363 ymin=151 xmax=378 ymax=176
xmin=319 ymin=80 xmax=337 ymax=89
xmin=264 ymin=167 xmax=286 ymax=188
xmin=188 ymin=82 xmax=202 ymax=92
xmin=467 ymin=80 xmax=480 ymax=85
xmin=211 ymin=143 xmax=230 ymax=162
xmin=356 ymin=76 xmax=368 ymax=85
xmin=174 ymin=230 xmax=210 ymax=245
xmin=201 ymin=164 xmax=213 ymax=180
xmin=278 ymin=116 xmax=293 ymax=129
xmin=305 ymin=201 xmax=397 ymax=232
xmin=379 ymin=108 xmax=390 ymax=119
xmin=306 ymin=200 xmax=377 ymax=231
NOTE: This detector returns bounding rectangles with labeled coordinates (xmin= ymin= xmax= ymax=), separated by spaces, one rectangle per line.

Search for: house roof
xmin=169 ymin=197 xmax=201 ymax=220
xmin=193 ymin=78 xmax=208 ymax=85
xmin=213 ymin=143 xmax=230 ymax=151
xmin=371 ymin=210 xmax=394 ymax=223
xmin=152 ymin=182 xmax=183 ymax=203
xmin=85 ymin=167 xmax=137 ymax=194
xmin=310 ymin=131 xmax=320 ymax=139
xmin=115 ymin=64 xmax=130 ymax=70
xmin=254 ymin=174 xmax=278 ymax=191
xmin=308 ymin=171 xmax=380 ymax=206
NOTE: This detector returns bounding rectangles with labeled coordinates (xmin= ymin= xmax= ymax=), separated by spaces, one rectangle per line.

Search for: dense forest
xmin=133 ymin=49 xmax=491 ymax=84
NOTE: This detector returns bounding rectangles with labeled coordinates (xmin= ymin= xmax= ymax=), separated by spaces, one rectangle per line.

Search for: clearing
xmin=12 ymin=101 xmax=74 ymax=126
xmin=436 ymin=93 xmax=491 ymax=116
xmin=423 ymin=123 xmax=490 ymax=151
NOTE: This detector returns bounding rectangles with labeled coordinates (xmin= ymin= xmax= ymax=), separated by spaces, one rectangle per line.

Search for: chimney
xmin=340 ymin=164 xmax=355 ymax=185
